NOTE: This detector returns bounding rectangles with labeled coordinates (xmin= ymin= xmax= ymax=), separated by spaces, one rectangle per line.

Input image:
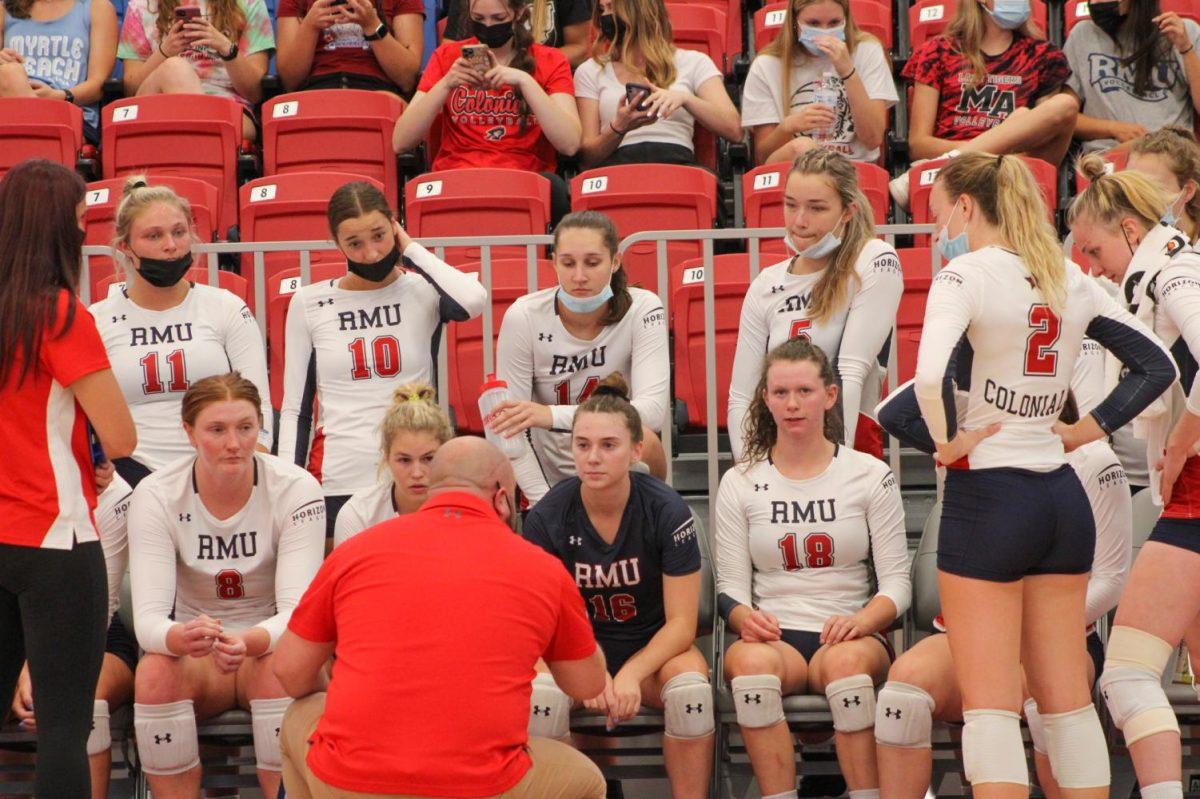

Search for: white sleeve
xmin=627 ymin=300 xmax=670 ymax=432
xmin=276 ymin=292 xmax=314 ymax=467
xmin=1084 ymin=460 xmax=1132 ymax=625
xmin=257 ymin=479 xmax=327 ymax=651
xmin=127 ymin=488 xmax=181 ymax=655
xmin=739 ymin=55 xmax=784 ymax=129
xmin=1070 ymin=339 xmax=1106 ymax=417
xmin=221 ymin=299 xmax=274 ymax=451
xmin=837 ymin=246 xmax=903 ymax=445
xmin=857 ymin=41 xmax=899 ymax=104
xmin=1159 ymin=269 xmax=1200 ymax=416
xmin=682 ymin=49 xmax=722 ymax=91
xmin=866 ymin=466 xmax=911 ymax=618
xmin=496 ymin=302 xmax=552 ymax=503
xmin=714 ymin=470 xmax=754 ymax=616
xmin=403 ymin=241 xmax=487 ymax=323
xmin=97 ymin=479 xmax=133 ymax=620
xmin=332 ymin=498 xmax=368 ymax=549
xmin=574 ymin=58 xmax=600 ymax=101
xmin=914 ymin=267 xmax=979 ymax=444
xmin=728 ymin=284 xmax=771 ymax=461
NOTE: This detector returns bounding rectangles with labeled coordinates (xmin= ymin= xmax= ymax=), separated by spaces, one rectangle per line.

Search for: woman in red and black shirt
xmin=0 ymin=160 xmax=135 ymax=797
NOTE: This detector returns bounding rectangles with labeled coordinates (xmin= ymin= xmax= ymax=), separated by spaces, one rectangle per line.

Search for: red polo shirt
xmin=288 ymin=492 xmax=597 ymax=796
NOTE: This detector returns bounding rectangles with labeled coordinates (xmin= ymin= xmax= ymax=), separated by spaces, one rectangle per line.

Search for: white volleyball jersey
xmin=96 ymin=473 xmax=134 ymax=620
xmin=127 ymin=452 xmax=326 ymax=655
xmin=1147 ymin=256 xmax=1200 ymax=413
xmin=332 ymin=480 xmax=397 ymax=548
xmin=90 ymin=283 xmax=272 ymax=471
xmin=728 ymin=239 xmax=904 ymax=459
xmin=1066 ymin=440 xmax=1131 ymax=625
xmin=277 ymin=243 xmax=487 ymax=496
xmin=915 ymin=248 xmax=1175 ymax=471
xmin=497 ymin=286 xmax=670 ymax=503
xmin=715 ymin=446 xmax=911 ymax=633
xmin=1073 ymin=337 xmax=1106 ymax=416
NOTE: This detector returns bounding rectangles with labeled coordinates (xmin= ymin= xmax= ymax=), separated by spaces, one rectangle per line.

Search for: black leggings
xmin=0 ymin=540 xmax=107 ymax=798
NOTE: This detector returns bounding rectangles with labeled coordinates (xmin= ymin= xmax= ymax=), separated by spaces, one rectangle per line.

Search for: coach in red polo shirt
xmin=273 ymin=436 xmax=607 ymax=799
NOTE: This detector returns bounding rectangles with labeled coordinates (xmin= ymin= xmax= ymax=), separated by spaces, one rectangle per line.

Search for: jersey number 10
xmin=778 ymin=532 xmax=835 ymax=570
xmin=349 ymin=335 xmax=402 ymax=380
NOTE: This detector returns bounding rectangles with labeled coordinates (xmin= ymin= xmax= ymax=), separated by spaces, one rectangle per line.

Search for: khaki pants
xmin=280 ymin=693 xmax=606 ymax=799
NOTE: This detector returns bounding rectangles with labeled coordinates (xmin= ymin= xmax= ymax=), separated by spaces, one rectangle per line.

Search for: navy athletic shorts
xmin=779 ymin=629 xmax=895 ymax=663
xmin=598 ymin=636 xmax=647 ymax=677
xmin=938 ymin=465 xmax=1095 ymax=582
xmin=1147 ymin=516 xmax=1200 ymax=555
xmin=1087 ymin=630 xmax=1104 ymax=689
xmin=105 ymin=612 xmax=138 ymax=673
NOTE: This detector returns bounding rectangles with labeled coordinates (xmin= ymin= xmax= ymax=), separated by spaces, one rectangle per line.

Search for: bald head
xmin=428 ymin=436 xmax=516 ymax=499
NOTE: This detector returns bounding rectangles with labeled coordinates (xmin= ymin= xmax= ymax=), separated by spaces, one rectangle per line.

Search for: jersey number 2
xmin=140 ymin=350 xmax=188 ymax=394
xmin=349 ymin=336 xmax=401 ymax=380
xmin=1024 ymin=304 xmax=1061 ymax=376
xmin=778 ymin=532 xmax=834 ymax=570
xmin=215 ymin=569 xmax=244 ymax=600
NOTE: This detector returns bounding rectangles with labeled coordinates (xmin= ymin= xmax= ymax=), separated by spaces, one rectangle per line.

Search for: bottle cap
xmin=480 ymin=373 xmax=508 ymax=392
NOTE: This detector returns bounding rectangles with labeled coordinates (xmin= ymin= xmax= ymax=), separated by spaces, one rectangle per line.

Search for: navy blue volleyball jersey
xmin=523 ymin=471 xmax=701 ymax=645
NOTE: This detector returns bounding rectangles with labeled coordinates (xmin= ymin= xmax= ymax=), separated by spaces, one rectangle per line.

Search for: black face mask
xmin=346 ymin=242 xmax=401 ymax=282
xmin=135 ymin=250 xmax=193 ymax=288
xmin=598 ymin=13 xmax=627 ymax=44
xmin=472 ymin=19 xmax=514 ymax=48
xmin=1088 ymin=1 xmax=1126 ymax=37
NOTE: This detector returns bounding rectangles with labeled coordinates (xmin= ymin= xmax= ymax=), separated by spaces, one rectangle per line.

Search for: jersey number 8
xmin=215 ymin=569 xmax=245 ymax=600
xmin=778 ymin=532 xmax=835 ymax=570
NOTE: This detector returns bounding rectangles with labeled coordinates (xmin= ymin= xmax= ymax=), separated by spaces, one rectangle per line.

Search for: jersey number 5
xmin=1024 ymin=304 xmax=1061 ymax=376
xmin=788 ymin=319 xmax=812 ymax=341
xmin=778 ymin=532 xmax=834 ymax=570
xmin=349 ymin=335 xmax=401 ymax=380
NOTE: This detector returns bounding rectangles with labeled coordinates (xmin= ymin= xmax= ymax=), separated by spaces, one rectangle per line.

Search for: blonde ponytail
xmin=378 ymin=381 xmax=453 ymax=475
xmin=112 ymin=175 xmax=195 ymax=248
xmin=1068 ymin=153 xmax=1166 ymax=233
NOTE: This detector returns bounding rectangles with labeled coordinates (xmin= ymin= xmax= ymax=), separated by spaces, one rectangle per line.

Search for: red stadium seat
xmin=101 ymin=95 xmax=245 ymax=237
xmin=1066 ymin=0 xmax=1200 ymax=36
xmin=665 ymin=4 xmax=730 ymax=72
xmin=1075 ymin=147 xmax=1128 ymax=193
xmin=93 ymin=267 xmax=250 ymax=306
xmin=671 ymin=254 xmax=754 ymax=430
xmin=570 ymin=164 xmax=718 ymax=293
xmin=265 ymin=262 xmax=347 ymax=410
xmin=82 ymin=176 xmax=220 ymax=298
xmin=0 ymin=98 xmax=83 ymax=179
xmin=238 ymin=172 xmax=378 ymax=313
xmin=906 ymin=154 xmax=1056 ymax=242
xmin=445 ymin=258 xmax=557 ymax=434
xmin=742 ymin=161 xmax=890 ymax=255
xmin=896 ymin=247 xmax=939 ymax=384
xmin=753 ymin=2 xmax=789 ymax=51
xmin=754 ymin=0 xmax=892 ymax=53
xmin=665 ymin=0 xmax=741 ymax=68
xmin=262 ymin=90 xmax=405 ymax=205
xmin=908 ymin=0 xmax=1047 ymax=51
xmin=405 ymin=169 xmax=552 ymax=266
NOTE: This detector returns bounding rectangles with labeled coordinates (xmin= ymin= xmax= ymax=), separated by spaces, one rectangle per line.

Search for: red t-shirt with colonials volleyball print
xmin=901 ymin=34 xmax=1070 ymax=141
xmin=418 ymin=39 xmax=574 ymax=172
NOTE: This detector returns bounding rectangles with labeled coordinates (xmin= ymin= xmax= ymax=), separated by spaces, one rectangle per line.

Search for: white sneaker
xmin=889 ymin=171 xmax=911 ymax=213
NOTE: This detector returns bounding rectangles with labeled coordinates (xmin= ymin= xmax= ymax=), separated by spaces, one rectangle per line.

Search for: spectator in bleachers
xmin=489 ymin=211 xmax=669 ymax=506
xmin=392 ymin=0 xmax=580 ymax=221
xmin=574 ymin=0 xmax=741 ymax=168
xmin=91 ymin=176 xmax=272 ymax=489
xmin=0 ymin=0 xmax=118 ymax=144
xmin=1128 ymin=126 xmax=1200 ymax=243
xmin=1065 ymin=2 xmax=1200 ymax=156
xmin=128 ymin=372 xmax=325 ymax=799
xmin=741 ymin=0 xmax=895 ymax=166
xmin=8 ymin=475 xmax=137 ymax=799
xmin=523 ymin=373 xmax=713 ymax=799
xmin=895 ymin=0 xmax=1077 ymax=208
xmin=275 ymin=0 xmax=424 ymax=94
xmin=727 ymin=149 xmax=902 ymax=461
xmin=442 ymin=0 xmax=593 ymax=68
xmin=0 ymin=158 xmax=136 ymax=798
xmin=332 ymin=380 xmax=452 ymax=546
xmin=118 ymin=0 xmax=274 ymax=141
xmin=717 ymin=337 xmax=910 ymax=799
xmin=277 ymin=180 xmax=486 ymax=538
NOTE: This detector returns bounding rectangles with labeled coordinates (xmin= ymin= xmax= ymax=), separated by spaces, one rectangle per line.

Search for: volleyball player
xmin=912 ymin=152 xmax=1175 ymax=799
xmin=1069 ymin=157 xmax=1200 ymax=799
xmin=717 ymin=338 xmax=911 ymax=799
xmin=92 ymin=176 xmax=272 ymax=486
xmin=277 ymin=180 xmax=486 ymax=536
xmin=490 ymin=211 xmax=670 ymax=505
xmin=727 ymin=149 xmax=903 ymax=460
xmin=128 ymin=373 xmax=326 ymax=799
xmin=523 ymin=373 xmax=712 ymax=798
xmin=332 ymin=381 xmax=453 ymax=546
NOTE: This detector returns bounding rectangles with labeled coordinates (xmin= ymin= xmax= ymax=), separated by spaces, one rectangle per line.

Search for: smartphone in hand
xmin=625 ymin=82 xmax=652 ymax=112
xmin=173 ymin=6 xmax=202 ymax=21
xmin=462 ymin=43 xmax=490 ymax=73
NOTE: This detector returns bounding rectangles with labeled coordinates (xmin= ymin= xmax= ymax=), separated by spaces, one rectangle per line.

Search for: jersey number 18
xmin=778 ymin=532 xmax=835 ymax=570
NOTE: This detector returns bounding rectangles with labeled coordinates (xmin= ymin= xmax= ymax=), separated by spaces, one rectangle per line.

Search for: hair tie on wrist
xmin=1182 ymin=44 xmax=1195 ymax=55
xmin=838 ymin=66 xmax=856 ymax=81
xmin=610 ymin=121 xmax=627 ymax=136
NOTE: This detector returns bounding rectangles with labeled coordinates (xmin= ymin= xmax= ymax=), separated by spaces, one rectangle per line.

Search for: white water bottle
xmin=479 ymin=374 xmax=526 ymax=459
xmin=811 ymin=71 xmax=839 ymax=144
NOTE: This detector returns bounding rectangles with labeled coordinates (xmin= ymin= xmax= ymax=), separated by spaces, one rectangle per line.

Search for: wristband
xmin=838 ymin=66 xmax=857 ymax=81
xmin=1182 ymin=44 xmax=1196 ymax=55
xmin=363 ymin=21 xmax=387 ymax=41
xmin=158 ymin=41 xmax=168 ymax=58
xmin=610 ymin=121 xmax=627 ymax=136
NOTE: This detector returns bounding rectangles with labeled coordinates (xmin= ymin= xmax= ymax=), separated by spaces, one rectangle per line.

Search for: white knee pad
xmin=826 ymin=674 xmax=876 ymax=733
xmin=1041 ymin=704 xmax=1110 ymax=789
xmin=874 ymin=682 xmax=934 ymax=748
xmin=1100 ymin=626 xmax=1179 ymax=746
xmin=250 ymin=697 xmax=292 ymax=772
xmin=960 ymin=709 xmax=1028 ymax=787
xmin=529 ymin=673 xmax=571 ymax=740
xmin=661 ymin=672 xmax=714 ymax=740
xmin=731 ymin=674 xmax=785 ymax=729
xmin=1022 ymin=698 xmax=1046 ymax=754
xmin=87 ymin=700 xmax=111 ymax=757
xmin=134 ymin=700 xmax=199 ymax=776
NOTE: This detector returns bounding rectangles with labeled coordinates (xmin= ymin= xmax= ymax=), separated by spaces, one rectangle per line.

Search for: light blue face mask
xmin=985 ymin=0 xmax=1031 ymax=29
xmin=1163 ymin=191 xmax=1184 ymax=227
xmin=786 ymin=220 xmax=846 ymax=260
xmin=557 ymin=284 xmax=614 ymax=313
xmin=937 ymin=200 xmax=971 ymax=260
xmin=798 ymin=24 xmax=845 ymax=56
